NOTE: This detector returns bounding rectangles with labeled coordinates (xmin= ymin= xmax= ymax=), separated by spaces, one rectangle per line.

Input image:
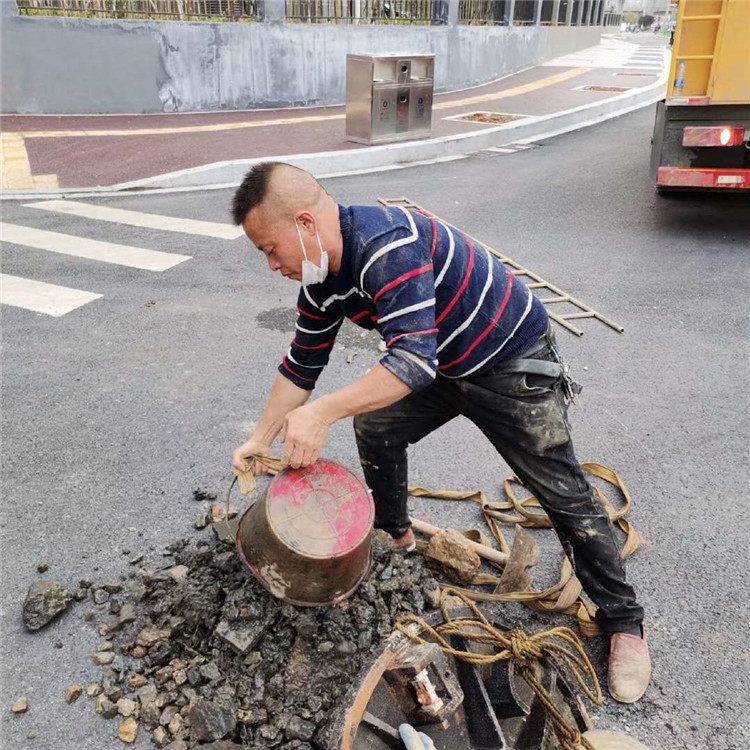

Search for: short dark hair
xmin=231 ymin=162 xmax=280 ymax=226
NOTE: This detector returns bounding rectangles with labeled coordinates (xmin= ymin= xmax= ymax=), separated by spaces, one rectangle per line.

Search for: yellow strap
xmin=233 ymin=454 xmax=284 ymax=495
xmin=408 ymin=464 xmax=641 ymax=637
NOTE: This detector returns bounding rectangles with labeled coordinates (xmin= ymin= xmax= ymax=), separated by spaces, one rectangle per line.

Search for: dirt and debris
xmin=424 ymin=529 xmax=482 ymax=585
xmin=195 ymin=507 xmax=212 ymax=530
xmin=211 ymin=503 xmax=238 ymax=524
xmin=118 ymin=716 xmax=139 ymax=743
xmin=65 ymin=684 xmax=83 ymax=704
xmin=55 ymin=520 xmax=439 ymax=749
xmin=192 ymin=489 xmax=218 ymax=503
xmin=580 ymin=85 xmax=631 ymax=93
xmin=461 ymin=112 xmax=524 ymax=125
xmin=22 ymin=580 xmax=72 ymax=631
xmin=11 ymin=698 xmax=29 ymax=714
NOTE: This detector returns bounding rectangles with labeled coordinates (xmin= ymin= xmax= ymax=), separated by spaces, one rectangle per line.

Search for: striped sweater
xmin=280 ymin=204 xmax=549 ymax=392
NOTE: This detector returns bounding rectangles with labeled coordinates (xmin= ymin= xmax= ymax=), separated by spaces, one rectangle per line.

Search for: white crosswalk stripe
xmin=0 ymin=203 xmax=242 ymax=317
xmin=1 ymin=223 xmax=191 ymax=272
xmin=543 ymin=37 xmax=667 ymax=72
xmin=24 ymin=200 xmax=244 ymax=240
xmin=0 ymin=273 xmax=102 ymax=317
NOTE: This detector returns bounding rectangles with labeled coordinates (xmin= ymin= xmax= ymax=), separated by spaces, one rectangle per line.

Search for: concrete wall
xmin=1 ymin=3 xmax=601 ymax=115
xmin=543 ymin=24 xmax=602 ymax=60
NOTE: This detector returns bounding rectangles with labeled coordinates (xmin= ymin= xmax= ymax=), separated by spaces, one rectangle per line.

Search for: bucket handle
xmin=224 ymin=454 xmax=284 ymax=537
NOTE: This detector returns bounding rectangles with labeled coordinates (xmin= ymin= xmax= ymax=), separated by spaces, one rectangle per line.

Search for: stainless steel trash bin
xmin=346 ymin=54 xmax=435 ymax=145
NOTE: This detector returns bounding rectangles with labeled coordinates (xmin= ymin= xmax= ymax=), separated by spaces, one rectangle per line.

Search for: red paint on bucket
xmin=266 ymin=460 xmax=374 ymax=557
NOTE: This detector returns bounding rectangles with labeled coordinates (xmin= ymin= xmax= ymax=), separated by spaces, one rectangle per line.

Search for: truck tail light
xmin=682 ymin=126 xmax=746 ymax=147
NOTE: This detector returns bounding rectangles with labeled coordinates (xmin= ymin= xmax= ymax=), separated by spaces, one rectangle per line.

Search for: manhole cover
xmin=579 ymin=85 xmax=632 ymax=93
xmin=472 ymin=143 xmax=539 ymax=158
xmin=454 ymin=112 xmax=526 ymax=125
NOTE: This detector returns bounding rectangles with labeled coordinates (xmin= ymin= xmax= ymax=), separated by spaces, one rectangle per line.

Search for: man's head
xmin=232 ymin=162 xmax=341 ymax=282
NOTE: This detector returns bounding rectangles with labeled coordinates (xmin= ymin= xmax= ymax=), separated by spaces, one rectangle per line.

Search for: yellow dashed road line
xmin=18 ymin=68 xmax=591 ymax=140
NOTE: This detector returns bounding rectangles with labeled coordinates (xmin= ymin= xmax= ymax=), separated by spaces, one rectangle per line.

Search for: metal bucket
xmin=236 ymin=459 xmax=374 ymax=607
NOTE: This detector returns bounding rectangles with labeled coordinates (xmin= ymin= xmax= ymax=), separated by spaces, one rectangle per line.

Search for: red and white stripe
xmin=435 ymin=233 xmax=475 ymax=326
xmin=359 ymin=207 xmax=419 ymax=287
xmin=295 ymin=318 xmax=343 ymax=335
xmin=377 ymin=298 xmax=435 ymax=325
xmin=286 ymin=349 xmax=326 ymax=369
xmin=454 ymin=286 xmax=533 ymax=377
xmin=392 ymin=349 xmax=438 ymax=378
xmin=373 ymin=264 xmax=433 ymax=303
xmin=437 ymin=244 xmax=494 ymax=354
xmin=434 ymin=221 xmax=455 ymax=288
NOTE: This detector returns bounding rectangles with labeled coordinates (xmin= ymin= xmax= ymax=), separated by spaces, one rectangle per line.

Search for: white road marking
xmin=23 ymin=200 xmax=244 ymax=240
xmin=0 ymin=223 xmax=191 ymax=271
xmin=0 ymin=273 xmax=102 ymax=317
xmin=544 ymin=38 xmax=666 ymax=72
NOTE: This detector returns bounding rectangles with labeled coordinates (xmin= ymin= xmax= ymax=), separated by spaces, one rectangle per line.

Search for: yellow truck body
xmin=651 ymin=0 xmax=750 ymax=190
xmin=668 ymin=0 xmax=750 ymax=104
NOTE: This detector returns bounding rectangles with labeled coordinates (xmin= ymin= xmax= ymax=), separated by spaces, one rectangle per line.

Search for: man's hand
xmin=281 ymin=403 xmax=331 ymax=469
xmin=232 ymin=439 xmax=272 ymax=476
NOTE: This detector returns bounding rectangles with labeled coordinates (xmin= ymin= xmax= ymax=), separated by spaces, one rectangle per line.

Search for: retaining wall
xmin=1 ymin=3 xmax=602 ymax=114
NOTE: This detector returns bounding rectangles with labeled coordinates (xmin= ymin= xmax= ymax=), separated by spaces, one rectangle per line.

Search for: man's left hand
xmin=281 ymin=402 xmax=331 ymax=469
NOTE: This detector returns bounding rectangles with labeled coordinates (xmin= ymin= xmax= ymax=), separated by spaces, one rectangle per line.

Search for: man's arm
xmin=234 ymin=284 xmax=343 ymax=472
xmin=232 ymin=373 xmax=311 ymax=473
xmin=281 ymin=364 xmax=411 ymax=469
xmin=313 ymin=363 xmax=412 ymax=421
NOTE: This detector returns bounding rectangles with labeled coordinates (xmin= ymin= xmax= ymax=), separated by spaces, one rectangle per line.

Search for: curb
xmin=1 ymin=65 xmax=667 ymax=200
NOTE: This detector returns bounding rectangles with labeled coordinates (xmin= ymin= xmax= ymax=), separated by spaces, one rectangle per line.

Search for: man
xmin=230 ymin=162 xmax=651 ymax=703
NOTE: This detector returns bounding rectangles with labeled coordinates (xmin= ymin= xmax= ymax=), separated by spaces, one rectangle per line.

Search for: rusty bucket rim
xmin=235 ymin=509 xmax=373 ymax=607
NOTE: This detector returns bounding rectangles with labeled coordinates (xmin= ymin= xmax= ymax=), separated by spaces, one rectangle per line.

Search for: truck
xmin=650 ymin=0 xmax=750 ymax=192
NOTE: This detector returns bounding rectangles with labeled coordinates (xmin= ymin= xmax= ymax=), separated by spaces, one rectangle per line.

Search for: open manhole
xmin=451 ymin=111 xmax=527 ymax=125
xmin=577 ymin=85 xmax=632 ymax=93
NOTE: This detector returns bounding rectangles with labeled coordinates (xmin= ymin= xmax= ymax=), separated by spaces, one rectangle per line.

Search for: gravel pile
xmin=68 ymin=523 xmax=440 ymax=749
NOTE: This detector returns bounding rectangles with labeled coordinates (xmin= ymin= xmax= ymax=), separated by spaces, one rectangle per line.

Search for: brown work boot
xmin=607 ymin=629 xmax=651 ymax=704
xmin=392 ymin=528 xmax=416 ymax=553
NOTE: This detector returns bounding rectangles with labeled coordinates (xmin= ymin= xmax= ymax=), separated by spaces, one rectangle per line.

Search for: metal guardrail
xmin=15 ymin=0 xmax=258 ymax=20
xmin=285 ymin=0 xmax=437 ymax=24
xmin=16 ymin=0 xmax=617 ymax=24
xmin=15 ymin=0 xmax=437 ymax=22
xmin=458 ymin=0 xmax=604 ymax=27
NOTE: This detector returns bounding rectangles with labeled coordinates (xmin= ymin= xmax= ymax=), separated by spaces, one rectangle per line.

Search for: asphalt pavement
xmin=2 ymin=104 xmax=749 ymax=750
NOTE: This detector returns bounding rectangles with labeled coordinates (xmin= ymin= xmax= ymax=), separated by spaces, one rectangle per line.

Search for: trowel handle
xmin=409 ymin=516 xmax=509 ymax=566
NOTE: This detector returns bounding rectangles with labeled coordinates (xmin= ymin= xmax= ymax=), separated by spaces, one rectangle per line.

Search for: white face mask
xmin=295 ymin=221 xmax=329 ymax=286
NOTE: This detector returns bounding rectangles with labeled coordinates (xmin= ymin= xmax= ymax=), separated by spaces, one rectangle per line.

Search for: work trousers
xmin=353 ymin=329 xmax=644 ymax=633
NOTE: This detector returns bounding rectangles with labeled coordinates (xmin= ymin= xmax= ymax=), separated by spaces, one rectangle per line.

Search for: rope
xmin=408 ymin=463 xmax=641 ymax=637
xmin=396 ymin=589 xmax=603 ymax=750
xmin=223 ymin=455 xmax=284 ymax=537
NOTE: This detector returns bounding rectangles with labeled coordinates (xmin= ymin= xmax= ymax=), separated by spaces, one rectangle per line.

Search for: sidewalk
xmin=0 ymin=36 xmax=668 ymax=195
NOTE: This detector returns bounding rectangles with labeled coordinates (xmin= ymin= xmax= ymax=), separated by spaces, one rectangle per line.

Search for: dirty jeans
xmin=353 ymin=330 xmax=644 ymax=634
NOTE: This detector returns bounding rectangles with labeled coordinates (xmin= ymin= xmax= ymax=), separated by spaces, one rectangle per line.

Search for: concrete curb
xmin=1 ymin=65 xmax=667 ymax=200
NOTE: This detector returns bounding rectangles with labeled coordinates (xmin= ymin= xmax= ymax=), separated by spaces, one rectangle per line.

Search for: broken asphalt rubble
xmin=18 ymin=495 xmax=441 ymax=749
